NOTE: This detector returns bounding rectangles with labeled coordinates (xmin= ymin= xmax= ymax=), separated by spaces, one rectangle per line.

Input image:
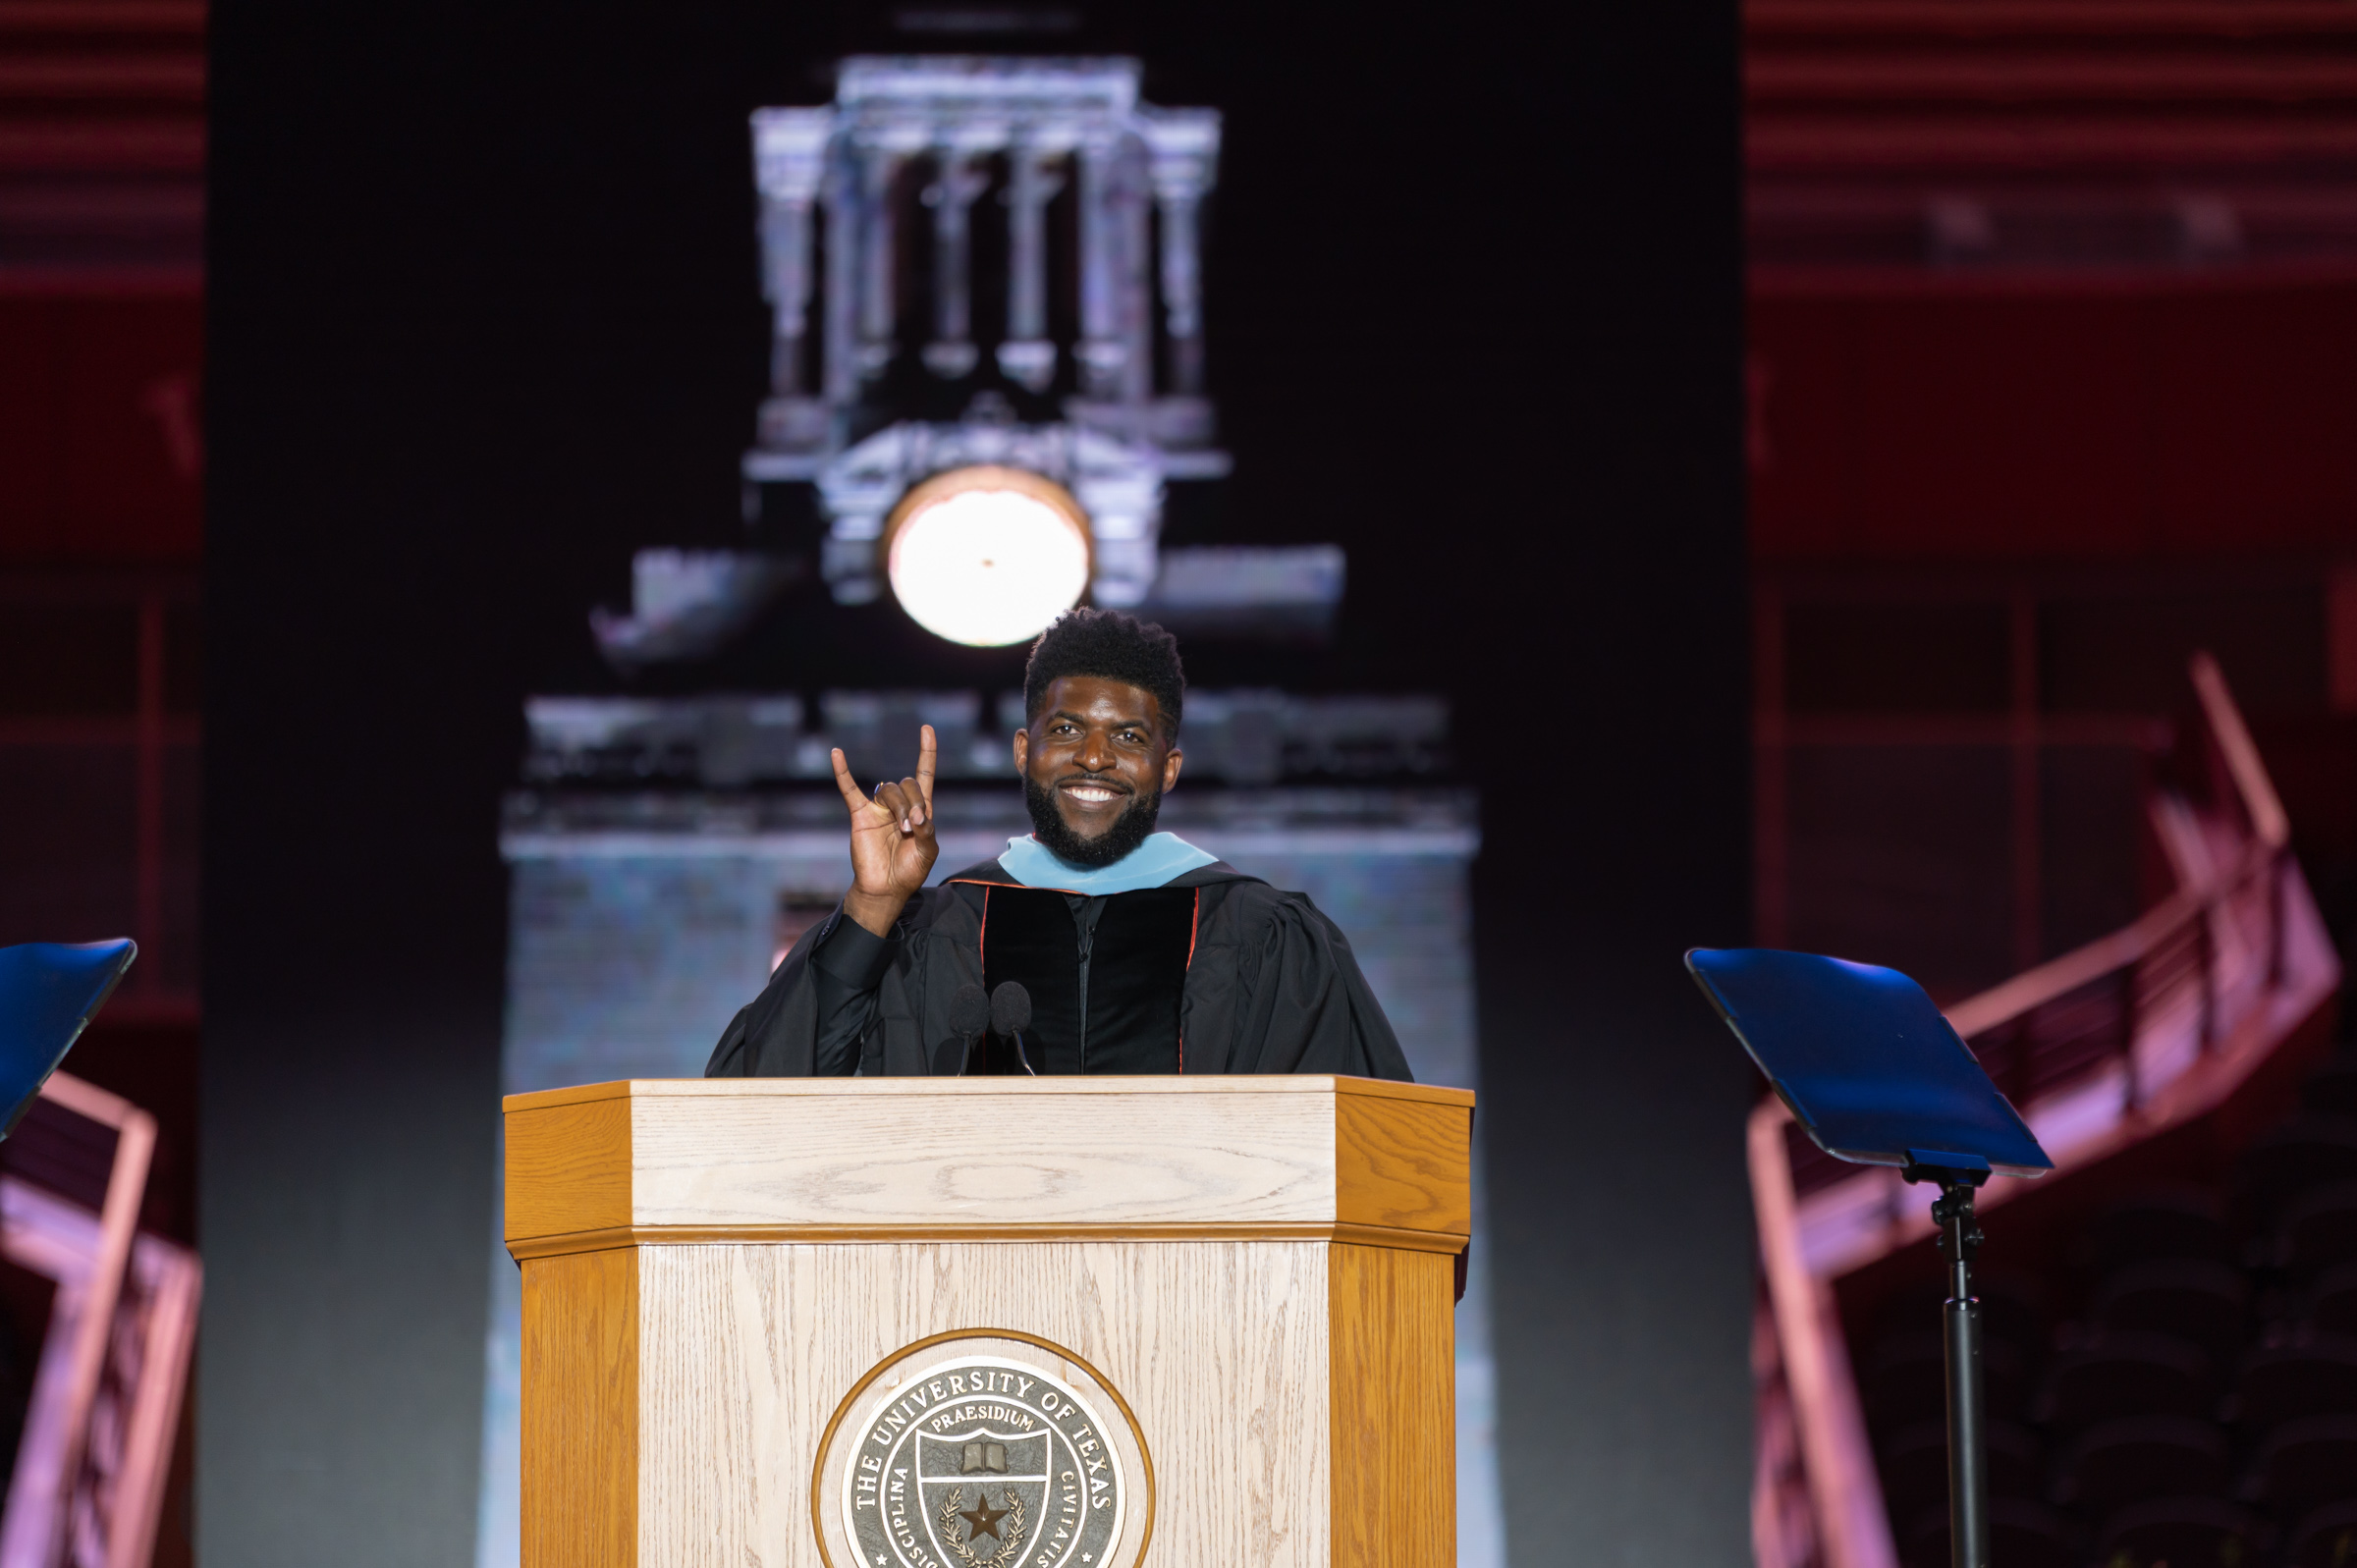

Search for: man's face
xmin=1013 ymin=676 xmax=1184 ymax=843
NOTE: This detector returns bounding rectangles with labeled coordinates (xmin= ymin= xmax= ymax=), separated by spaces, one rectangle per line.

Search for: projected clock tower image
xmin=468 ymin=51 xmax=1503 ymax=1568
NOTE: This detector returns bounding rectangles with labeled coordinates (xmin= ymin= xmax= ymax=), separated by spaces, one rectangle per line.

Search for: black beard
xmin=1023 ymin=775 xmax=1164 ymax=869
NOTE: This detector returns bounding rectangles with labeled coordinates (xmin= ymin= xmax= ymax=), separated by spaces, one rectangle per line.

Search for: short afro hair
xmin=1023 ymin=609 xmax=1185 ymax=739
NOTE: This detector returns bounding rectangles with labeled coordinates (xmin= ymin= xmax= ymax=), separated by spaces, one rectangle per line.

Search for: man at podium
xmin=707 ymin=609 xmax=1411 ymax=1081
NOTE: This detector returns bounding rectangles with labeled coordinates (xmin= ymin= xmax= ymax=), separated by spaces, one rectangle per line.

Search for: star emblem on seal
xmin=959 ymin=1490 xmax=1011 ymax=1542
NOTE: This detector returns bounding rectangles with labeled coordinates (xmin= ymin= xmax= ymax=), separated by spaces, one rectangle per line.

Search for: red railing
xmin=1750 ymin=653 xmax=2339 ymax=1568
xmin=0 ymin=1071 xmax=198 ymax=1568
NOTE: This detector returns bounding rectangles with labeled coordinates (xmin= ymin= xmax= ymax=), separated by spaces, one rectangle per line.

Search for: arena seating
xmin=1858 ymin=1044 xmax=2357 ymax=1567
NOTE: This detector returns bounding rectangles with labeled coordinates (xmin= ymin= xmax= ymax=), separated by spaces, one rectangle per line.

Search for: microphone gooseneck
xmin=949 ymin=983 xmax=990 ymax=1043
xmin=934 ymin=982 xmax=991 ymax=1076
xmin=989 ymin=982 xmax=1034 ymax=1075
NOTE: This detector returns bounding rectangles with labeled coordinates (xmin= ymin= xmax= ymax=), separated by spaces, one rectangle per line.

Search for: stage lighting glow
xmin=883 ymin=465 xmax=1092 ymax=646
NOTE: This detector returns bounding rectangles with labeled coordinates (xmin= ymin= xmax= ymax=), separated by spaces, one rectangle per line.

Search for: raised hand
xmin=835 ymin=724 xmax=940 ymax=937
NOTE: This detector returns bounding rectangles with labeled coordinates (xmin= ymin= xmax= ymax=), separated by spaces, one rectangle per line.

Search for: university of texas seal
xmin=814 ymin=1333 xmax=1152 ymax=1568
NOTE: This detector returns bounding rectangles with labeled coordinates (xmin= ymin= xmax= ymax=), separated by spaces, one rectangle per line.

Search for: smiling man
xmin=706 ymin=609 xmax=1411 ymax=1079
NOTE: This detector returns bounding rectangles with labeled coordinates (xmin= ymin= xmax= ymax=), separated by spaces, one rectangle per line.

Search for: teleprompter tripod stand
xmin=1688 ymin=948 xmax=2053 ymax=1568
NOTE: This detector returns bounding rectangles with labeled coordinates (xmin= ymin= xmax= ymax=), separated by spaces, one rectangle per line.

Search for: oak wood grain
xmin=507 ymin=1097 xmax=632 ymax=1241
xmin=628 ymin=1087 xmax=1337 ymax=1230
xmin=508 ymin=1079 xmax=1472 ymax=1567
xmin=507 ymin=1217 xmax=1468 ymax=1261
xmin=522 ymin=1248 xmax=637 ymax=1568
xmin=1329 ymin=1243 xmax=1456 ymax=1568
xmin=1334 ymin=1093 xmax=1474 ymax=1236
xmin=503 ymin=1078 xmax=1474 ymax=1249
xmin=635 ymin=1241 xmax=1332 ymax=1568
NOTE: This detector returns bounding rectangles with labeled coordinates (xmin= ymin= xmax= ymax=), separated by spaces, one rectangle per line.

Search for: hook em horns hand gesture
xmin=836 ymin=724 xmax=940 ymax=938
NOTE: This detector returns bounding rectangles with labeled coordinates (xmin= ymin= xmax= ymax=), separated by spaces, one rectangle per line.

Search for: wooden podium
xmin=504 ymin=1075 xmax=1473 ymax=1568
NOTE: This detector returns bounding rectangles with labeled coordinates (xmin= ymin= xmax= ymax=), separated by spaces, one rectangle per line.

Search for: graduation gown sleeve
xmin=704 ymin=905 xmax=845 ymax=1077
xmin=705 ymin=882 xmax=984 ymax=1078
xmin=1183 ymin=881 xmax=1415 ymax=1081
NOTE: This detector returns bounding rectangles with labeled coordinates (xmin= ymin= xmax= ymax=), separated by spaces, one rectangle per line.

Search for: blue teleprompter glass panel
xmin=1686 ymin=946 xmax=2053 ymax=1179
xmin=0 ymin=939 xmax=136 ymax=1136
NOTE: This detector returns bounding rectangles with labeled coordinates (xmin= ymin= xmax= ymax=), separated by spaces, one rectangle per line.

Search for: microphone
xmin=989 ymin=982 xmax=1034 ymax=1075
xmin=934 ymin=983 xmax=991 ymax=1076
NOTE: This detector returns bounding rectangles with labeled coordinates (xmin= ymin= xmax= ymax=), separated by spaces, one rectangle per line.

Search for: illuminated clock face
xmin=886 ymin=481 xmax=1092 ymax=647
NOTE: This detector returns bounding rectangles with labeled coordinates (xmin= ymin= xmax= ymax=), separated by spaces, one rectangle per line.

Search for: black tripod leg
xmin=1935 ymin=1179 xmax=1989 ymax=1568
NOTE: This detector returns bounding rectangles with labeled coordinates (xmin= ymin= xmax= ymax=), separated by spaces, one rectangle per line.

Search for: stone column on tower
xmin=819 ymin=135 xmax=860 ymax=415
xmin=1076 ymin=130 xmax=1153 ymax=429
xmin=854 ymin=127 xmax=924 ymax=382
xmin=997 ymin=135 xmax=1066 ymax=393
xmin=1143 ymin=109 xmax=1220 ymax=406
xmin=921 ymin=135 xmax=995 ymax=379
xmin=751 ymin=109 xmax=833 ymax=453
xmin=1114 ymin=131 xmax=1153 ymax=415
xmin=1075 ymin=128 xmax=1125 ymax=403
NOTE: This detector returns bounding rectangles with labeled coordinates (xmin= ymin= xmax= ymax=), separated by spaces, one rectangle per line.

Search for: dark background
xmin=203 ymin=1 xmax=1750 ymax=1562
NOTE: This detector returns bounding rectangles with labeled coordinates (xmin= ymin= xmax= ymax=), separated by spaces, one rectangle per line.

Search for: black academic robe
xmin=704 ymin=856 xmax=1413 ymax=1080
